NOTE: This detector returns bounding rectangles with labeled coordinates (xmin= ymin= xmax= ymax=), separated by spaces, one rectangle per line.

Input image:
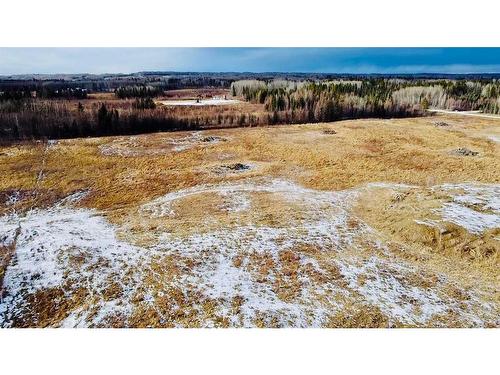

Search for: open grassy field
xmin=0 ymin=113 xmax=498 ymax=327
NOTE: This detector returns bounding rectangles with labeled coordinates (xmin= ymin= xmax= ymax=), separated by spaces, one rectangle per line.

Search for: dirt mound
xmin=212 ymin=163 xmax=252 ymax=175
xmin=434 ymin=121 xmax=450 ymax=127
xmin=451 ymin=148 xmax=479 ymax=157
xmin=200 ymin=136 xmax=226 ymax=143
xmin=322 ymin=129 xmax=337 ymax=134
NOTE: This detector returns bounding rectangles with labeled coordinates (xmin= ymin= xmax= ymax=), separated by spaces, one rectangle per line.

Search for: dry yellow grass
xmin=2 ymin=114 xmax=498 ymax=213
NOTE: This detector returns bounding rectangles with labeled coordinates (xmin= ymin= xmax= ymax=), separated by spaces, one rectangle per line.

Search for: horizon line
xmin=2 ymin=71 xmax=500 ymax=77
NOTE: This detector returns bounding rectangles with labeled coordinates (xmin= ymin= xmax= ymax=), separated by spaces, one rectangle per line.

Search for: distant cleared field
xmin=0 ymin=114 xmax=499 ymax=327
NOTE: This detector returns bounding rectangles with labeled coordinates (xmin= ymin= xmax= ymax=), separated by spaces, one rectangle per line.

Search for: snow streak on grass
xmin=142 ymin=179 xmax=355 ymax=218
xmin=99 ymin=132 xmax=225 ymax=157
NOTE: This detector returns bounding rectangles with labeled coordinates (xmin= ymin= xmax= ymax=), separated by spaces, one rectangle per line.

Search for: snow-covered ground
xmin=0 ymin=192 xmax=149 ymax=327
xmin=1 ymin=180 xmax=498 ymax=327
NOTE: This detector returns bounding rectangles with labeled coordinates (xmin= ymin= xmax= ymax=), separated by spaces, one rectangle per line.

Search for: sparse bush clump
xmin=133 ymin=97 xmax=156 ymax=110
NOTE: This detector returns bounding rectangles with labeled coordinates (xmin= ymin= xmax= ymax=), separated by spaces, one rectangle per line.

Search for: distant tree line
xmin=3 ymin=78 xmax=500 ymax=141
xmin=0 ymin=87 xmax=88 ymax=100
xmin=0 ymin=101 xmax=195 ymax=140
xmin=0 ymin=74 xmax=235 ymax=97
xmin=231 ymin=78 xmax=500 ymax=119
xmin=0 ymin=100 xmax=266 ymax=141
xmin=231 ymin=79 xmax=420 ymax=121
xmin=114 ymin=85 xmax=163 ymax=99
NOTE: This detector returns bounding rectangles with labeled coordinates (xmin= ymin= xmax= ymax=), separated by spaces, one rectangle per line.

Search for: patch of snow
xmin=441 ymin=204 xmax=499 ymax=234
xmin=171 ymin=144 xmax=190 ymax=152
xmin=487 ymin=135 xmax=500 ymax=143
xmin=57 ymin=190 xmax=89 ymax=206
xmin=0 ymin=221 xmax=19 ymax=248
xmin=414 ymin=219 xmax=437 ymax=227
xmin=218 ymin=190 xmax=251 ymax=213
xmin=433 ymin=183 xmax=500 ymax=234
xmin=338 ymin=257 xmax=447 ymax=324
xmin=168 ymin=132 xmax=224 ymax=152
xmin=438 ymin=183 xmax=500 ymax=211
xmin=159 ymin=98 xmax=241 ymax=106
xmin=141 ymin=179 xmax=379 ymax=326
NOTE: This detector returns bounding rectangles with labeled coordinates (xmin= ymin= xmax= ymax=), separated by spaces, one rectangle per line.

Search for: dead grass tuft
xmin=327 ymin=304 xmax=393 ymax=328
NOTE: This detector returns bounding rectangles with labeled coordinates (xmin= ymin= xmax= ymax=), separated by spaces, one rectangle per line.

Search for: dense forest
xmin=1 ymin=73 xmax=500 ymax=141
xmin=230 ymin=79 xmax=500 ymax=123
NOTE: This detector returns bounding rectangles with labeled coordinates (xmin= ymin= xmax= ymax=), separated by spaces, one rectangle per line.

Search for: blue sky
xmin=1 ymin=48 xmax=500 ymax=75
